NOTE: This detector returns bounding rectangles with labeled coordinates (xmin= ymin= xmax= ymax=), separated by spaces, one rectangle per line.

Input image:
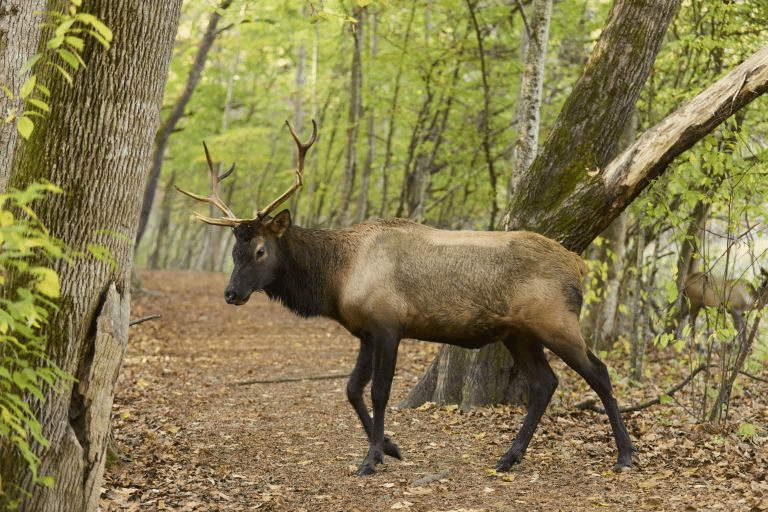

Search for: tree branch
xmin=575 ymin=363 xmax=711 ymax=414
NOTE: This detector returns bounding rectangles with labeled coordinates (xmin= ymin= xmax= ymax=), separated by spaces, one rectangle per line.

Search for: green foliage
xmin=0 ymin=183 xmax=72 ymax=496
xmin=139 ymin=0 xmax=608 ymax=267
xmin=3 ymin=0 xmax=112 ymax=139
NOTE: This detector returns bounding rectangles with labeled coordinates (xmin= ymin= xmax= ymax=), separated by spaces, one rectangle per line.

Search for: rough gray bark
xmin=0 ymin=0 xmax=47 ymax=192
xmin=0 ymin=0 xmax=182 ymax=509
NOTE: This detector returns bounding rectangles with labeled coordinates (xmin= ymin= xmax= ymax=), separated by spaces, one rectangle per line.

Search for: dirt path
xmin=101 ymin=270 xmax=767 ymax=511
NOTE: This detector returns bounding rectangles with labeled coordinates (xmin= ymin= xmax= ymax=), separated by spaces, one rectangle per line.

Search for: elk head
xmin=177 ymin=120 xmax=318 ymax=305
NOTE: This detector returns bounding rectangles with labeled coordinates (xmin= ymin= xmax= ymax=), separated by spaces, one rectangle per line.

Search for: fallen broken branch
xmin=233 ymin=373 xmax=349 ymax=386
xmin=576 ymin=363 xmax=711 ymax=414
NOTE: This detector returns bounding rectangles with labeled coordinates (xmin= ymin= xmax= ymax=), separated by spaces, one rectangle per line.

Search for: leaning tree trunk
xmin=403 ymin=0 xmax=676 ymax=410
xmin=0 ymin=0 xmax=182 ymax=510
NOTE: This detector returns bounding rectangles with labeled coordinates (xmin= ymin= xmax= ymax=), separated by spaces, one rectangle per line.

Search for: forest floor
xmin=101 ymin=270 xmax=768 ymax=511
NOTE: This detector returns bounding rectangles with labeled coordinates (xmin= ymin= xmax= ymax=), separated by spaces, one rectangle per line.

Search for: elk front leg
xmin=347 ymin=334 xmax=401 ymax=476
xmin=354 ymin=332 xmax=400 ymax=476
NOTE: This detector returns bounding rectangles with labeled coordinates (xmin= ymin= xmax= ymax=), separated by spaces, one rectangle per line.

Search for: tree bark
xmin=504 ymin=0 xmax=551 ymax=225
xmin=0 ymin=0 xmax=47 ymax=192
xmin=0 ymin=0 xmax=182 ymax=509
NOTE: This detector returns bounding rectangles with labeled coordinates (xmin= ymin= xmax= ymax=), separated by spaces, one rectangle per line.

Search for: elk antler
xmin=255 ymin=119 xmax=318 ymax=220
xmin=177 ymin=120 xmax=318 ymax=226
xmin=175 ymin=142 xmax=251 ymax=227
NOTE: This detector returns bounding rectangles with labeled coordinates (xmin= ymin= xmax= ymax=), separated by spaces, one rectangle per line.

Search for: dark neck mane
xmin=263 ymin=225 xmax=354 ymax=318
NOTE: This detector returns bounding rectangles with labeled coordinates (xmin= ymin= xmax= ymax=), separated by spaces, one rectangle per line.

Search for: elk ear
xmin=268 ymin=209 xmax=292 ymax=237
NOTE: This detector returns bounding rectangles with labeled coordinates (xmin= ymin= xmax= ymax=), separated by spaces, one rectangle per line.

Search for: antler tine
xmin=255 ymin=119 xmax=318 ymax=220
xmin=176 ymin=142 xmax=250 ymax=227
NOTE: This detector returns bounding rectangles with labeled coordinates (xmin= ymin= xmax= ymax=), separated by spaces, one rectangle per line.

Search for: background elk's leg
xmin=496 ymin=337 xmax=558 ymax=471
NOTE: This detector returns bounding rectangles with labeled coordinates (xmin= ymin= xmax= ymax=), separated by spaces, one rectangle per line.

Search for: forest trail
xmin=101 ymin=270 xmax=767 ymax=511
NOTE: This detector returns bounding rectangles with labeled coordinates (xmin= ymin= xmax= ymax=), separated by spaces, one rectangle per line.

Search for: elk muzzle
xmin=224 ymin=286 xmax=250 ymax=306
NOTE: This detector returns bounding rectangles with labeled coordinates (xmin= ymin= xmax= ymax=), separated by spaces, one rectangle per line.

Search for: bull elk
xmin=178 ymin=121 xmax=635 ymax=476
xmin=677 ymin=268 xmax=768 ymax=336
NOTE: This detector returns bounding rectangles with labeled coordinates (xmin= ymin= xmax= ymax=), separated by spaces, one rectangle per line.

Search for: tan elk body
xmin=679 ymin=268 xmax=768 ymax=333
xmin=179 ymin=121 xmax=635 ymax=476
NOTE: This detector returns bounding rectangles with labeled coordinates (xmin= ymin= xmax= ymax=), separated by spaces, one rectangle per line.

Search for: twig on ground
xmin=738 ymin=369 xmax=768 ymax=385
xmin=129 ymin=314 xmax=162 ymax=326
xmin=234 ymin=373 xmax=349 ymax=386
xmin=575 ymin=363 xmax=711 ymax=414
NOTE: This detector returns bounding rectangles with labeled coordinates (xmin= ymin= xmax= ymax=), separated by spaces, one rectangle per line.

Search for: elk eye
xmin=256 ymin=248 xmax=266 ymax=258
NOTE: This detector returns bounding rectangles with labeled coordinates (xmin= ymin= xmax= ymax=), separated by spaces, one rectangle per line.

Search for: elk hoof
xmin=383 ymin=436 xmax=402 ymax=460
xmin=494 ymin=451 xmax=523 ymax=472
xmin=613 ymin=451 xmax=635 ymax=471
xmin=356 ymin=447 xmax=384 ymax=477
xmin=356 ymin=461 xmax=377 ymax=477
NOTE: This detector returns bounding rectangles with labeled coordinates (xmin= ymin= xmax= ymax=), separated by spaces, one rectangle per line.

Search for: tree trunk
xmin=339 ymin=6 xmax=364 ymax=226
xmin=0 ymin=0 xmax=182 ymax=509
xmin=0 ymin=0 xmax=47 ymax=192
xmin=134 ymin=0 xmax=233 ymax=249
xmin=504 ymin=0 xmax=552 ymax=224
xmin=409 ymin=0 xmax=553 ymax=410
xmin=147 ymin=170 xmax=178 ymax=269
xmin=355 ymin=10 xmax=377 ymax=224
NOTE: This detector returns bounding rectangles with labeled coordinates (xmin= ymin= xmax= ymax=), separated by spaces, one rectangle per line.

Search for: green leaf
xmin=27 ymin=98 xmax=50 ymax=113
xmin=36 ymin=82 xmax=51 ymax=97
xmin=86 ymin=30 xmax=111 ymax=49
xmin=47 ymin=35 xmax=65 ymax=49
xmin=17 ymin=116 xmax=34 ymax=139
xmin=18 ymin=54 xmax=42 ymax=75
xmin=57 ymin=48 xmax=81 ymax=70
xmin=20 ymin=75 xmax=36 ymax=99
xmin=78 ymin=13 xmax=113 ymax=43
xmin=52 ymin=63 xmax=73 ymax=85
xmin=32 ymin=267 xmax=60 ymax=298
xmin=65 ymin=36 xmax=84 ymax=51
xmin=737 ymin=422 xmax=757 ymax=441
xmin=1 ymin=83 xmax=13 ymax=100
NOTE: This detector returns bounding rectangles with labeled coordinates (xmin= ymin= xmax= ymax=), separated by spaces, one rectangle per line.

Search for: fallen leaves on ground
xmin=101 ymin=270 xmax=768 ymax=511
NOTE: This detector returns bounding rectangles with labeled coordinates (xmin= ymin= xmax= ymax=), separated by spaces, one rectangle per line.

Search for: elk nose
xmin=224 ymin=289 xmax=238 ymax=304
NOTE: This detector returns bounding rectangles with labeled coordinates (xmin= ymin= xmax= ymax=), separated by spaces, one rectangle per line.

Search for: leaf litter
xmin=101 ymin=270 xmax=768 ymax=511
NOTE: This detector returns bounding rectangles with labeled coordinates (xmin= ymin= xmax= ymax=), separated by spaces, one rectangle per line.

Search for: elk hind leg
xmin=495 ymin=337 xmax=558 ymax=471
xmin=547 ymin=336 xmax=635 ymax=469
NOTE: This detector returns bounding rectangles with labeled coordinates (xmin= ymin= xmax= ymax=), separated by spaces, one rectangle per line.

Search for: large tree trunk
xmin=0 ymin=0 xmax=182 ymax=509
xmin=403 ymin=0 xmax=679 ymax=410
